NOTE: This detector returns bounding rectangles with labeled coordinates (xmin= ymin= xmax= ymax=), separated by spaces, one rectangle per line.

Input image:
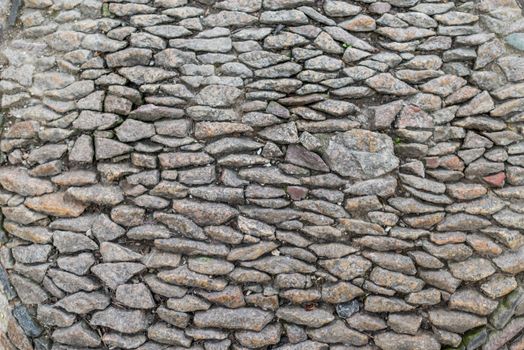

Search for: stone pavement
xmin=1 ymin=0 xmax=524 ymax=349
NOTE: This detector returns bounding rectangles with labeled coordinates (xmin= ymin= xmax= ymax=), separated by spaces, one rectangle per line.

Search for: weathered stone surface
xmin=370 ymin=267 xmax=424 ymax=293
xmin=172 ymin=200 xmax=238 ymax=225
xmin=119 ymin=66 xmax=176 ymax=84
xmin=449 ymin=258 xmax=496 ymax=281
xmin=52 ymin=322 xmax=101 ymax=347
xmin=428 ymin=309 xmax=487 ymax=333
xmin=194 ymin=307 xmax=273 ymax=331
xmin=25 ymin=192 xmax=86 ymax=218
xmin=366 ymin=73 xmax=418 ymax=96
xmin=90 ymin=307 xmax=148 ymax=333
xmin=147 ymin=322 xmax=191 ymax=347
xmin=276 ymin=306 xmax=334 ymax=328
xmin=158 ymin=265 xmax=227 ymax=291
xmin=37 ymin=305 xmax=75 ymax=328
xmin=53 ymin=230 xmax=98 ymax=254
xmin=374 ymin=332 xmax=440 ymax=350
xmin=91 ymin=263 xmax=145 ymax=289
xmin=449 ymin=289 xmax=498 ymax=316
xmin=56 ymin=291 xmax=110 ymax=314
xmin=323 ymin=130 xmax=399 ymax=179
xmin=319 ymin=255 xmax=371 ymax=280
xmin=0 ymin=167 xmax=54 ymax=196
xmin=67 ymin=185 xmax=124 ymax=206
xmin=3 ymin=1 xmax=524 ymax=349
xmin=235 ymin=323 xmax=281 ymax=348
xmin=194 ymin=84 xmax=242 ymax=107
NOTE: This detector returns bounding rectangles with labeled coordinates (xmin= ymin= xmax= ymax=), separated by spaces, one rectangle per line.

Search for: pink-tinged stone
xmin=484 ymin=172 xmax=505 ymax=187
xmin=425 ymin=157 xmax=439 ymax=169
xmin=287 ymin=186 xmax=308 ymax=201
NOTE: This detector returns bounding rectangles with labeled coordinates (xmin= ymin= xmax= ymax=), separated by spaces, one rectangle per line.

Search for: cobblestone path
xmin=1 ymin=0 xmax=524 ymax=349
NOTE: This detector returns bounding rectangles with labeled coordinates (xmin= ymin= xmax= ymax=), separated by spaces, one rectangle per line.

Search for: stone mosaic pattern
xmin=1 ymin=0 xmax=524 ymax=349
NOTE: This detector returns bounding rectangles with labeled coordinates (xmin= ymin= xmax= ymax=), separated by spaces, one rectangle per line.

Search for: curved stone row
xmin=1 ymin=0 xmax=524 ymax=349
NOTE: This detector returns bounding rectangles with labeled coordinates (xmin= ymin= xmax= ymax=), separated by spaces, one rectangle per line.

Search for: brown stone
xmin=25 ymin=192 xmax=87 ymax=217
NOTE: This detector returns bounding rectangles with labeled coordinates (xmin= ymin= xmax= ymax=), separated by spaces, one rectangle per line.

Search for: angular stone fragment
xmin=227 ymin=241 xmax=279 ymax=261
xmin=374 ymin=332 xmax=440 ymax=350
xmin=91 ymin=263 xmax=145 ymax=289
xmin=366 ymin=73 xmax=417 ymax=96
xmin=258 ymin=122 xmax=299 ymax=144
xmin=170 ymin=37 xmax=232 ymax=52
xmin=377 ymin=27 xmax=435 ymax=42
xmin=90 ymin=307 xmax=148 ymax=334
xmin=82 ymin=34 xmax=126 ymax=52
xmin=311 ymin=100 xmax=358 ymax=117
xmin=194 ymin=307 xmax=273 ymax=331
xmin=158 ymin=266 xmax=227 ymax=291
xmin=56 ymin=292 xmax=110 ymax=314
xmin=420 ymin=75 xmax=467 ymax=97
xmin=339 ymin=218 xmax=385 ymax=235
xmin=148 ymin=322 xmax=191 ymax=347
xmin=67 ymin=185 xmax=124 ymax=206
xmin=116 ymin=119 xmax=155 ymax=142
xmin=493 ymin=245 xmax=524 ymax=274
xmin=155 ymin=237 xmax=229 ymax=257
xmin=106 ymin=48 xmax=152 ymax=67
xmin=12 ymin=244 xmax=51 ymax=264
xmin=264 ymin=32 xmax=309 ymax=49
xmin=119 ymin=66 xmax=177 ymax=84
xmin=25 ymin=192 xmax=86 ymax=217
xmin=493 ymin=209 xmax=524 ymax=230
xmin=449 ymin=258 xmax=495 ymax=281
xmin=37 ymin=305 xmax=75 ymax=328
xmin=323 ymin=130 xmax=399 ymax=179
xmin=202 ymin=10 xmax=256 ymax=26
xmin=194 ymin=84 xmax=242 ymax=107
xmin=235 ymin=323 xmax=281 ymax=348
xmin=498 ymin=56 xmax=524 ymax=82
xmin=239 ymin=167 xmax=300 ymax=185
xmin=158 ymin=152 xmax=213 ymax=169
xmin=437 ymin=213 xmax=491 ymax=231
xmin=456 ymin=91 xmax=494 ymax=116
xmin=130 ymin=104 xmax=183 ymax=121
xmin=52 ymin=322 xmax=100 ymax=347
xmin=428 ymin=309 xmax=487 ymax=333
xmin=53 ymin=231 xmax=98 ymax=254
xmin=47 ymin=269 xmax=100 ymax=293
xmin=449 ymin=289 xmax=498 ymax=316
xmin=308 ymin=319 xmax=368 ymax=344
xmin=102 ymin=333 xmax=147 ymax=349
xmin=10 ymin=274 xmax=48 ymax=304
xmin=319 ymin=255 xmax=371 ymax=280
xmin=0 ymin=167 xmax=54 ymax=196
xmin=172 ymin=200 xmax=238 ymax=225
xmin=242 ymin=256 xmax=315 ymax=274
xmin=476 ymin=39 xmax=506 ymax=70
xmin=216 ymin=0 xmax=262 ymax=12
xmin=370 ymin=267 xmax=424 ymax=293
xmin=365 ymin=296 xmax=414 ymax=313
xmin=276 ymin=306 xmax=333 ymax=328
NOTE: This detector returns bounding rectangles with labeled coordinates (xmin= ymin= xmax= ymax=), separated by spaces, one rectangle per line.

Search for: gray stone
xmin=90 ymin=307 xmax=148 ymax=334
xmin=428 ymin=309 xmax=487 ymax=333
xmin=323 ymin=130 xmax=399 ymax=179
xmin=374 ymin=333 xmax=440 ymax=350
xmin=91 ymin=262 xmax=145 ymax=289
xmin=52 ymin=322 xmax=101 ymax=347
xmin=276 ymin=306 xmax=333 ymax=328
xmin=56 ymin=291 xmax=110 ymax=314
xmin=116 ymin=119 xmax=155 ymax=142
xmin=194 ymin=307 xmax=273 ymax=331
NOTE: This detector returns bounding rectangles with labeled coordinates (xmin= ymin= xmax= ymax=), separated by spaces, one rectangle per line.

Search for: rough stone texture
xmin=1 ymin=0 xmax=524 ymax=349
